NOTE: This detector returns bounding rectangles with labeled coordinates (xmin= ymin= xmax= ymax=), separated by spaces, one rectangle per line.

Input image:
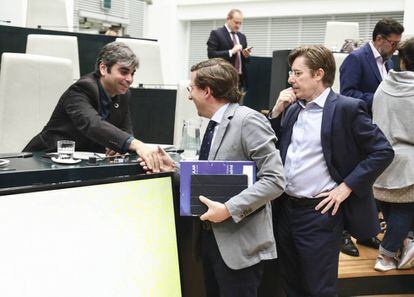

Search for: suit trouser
xmin=200 ymin=228 xmax=264 ymax=297
xmin=276 ymin=196 xmax=343 ymax=297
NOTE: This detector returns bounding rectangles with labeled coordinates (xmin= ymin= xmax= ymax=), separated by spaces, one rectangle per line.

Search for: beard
xmin=379 ymin=47 xmax=393 ymax=60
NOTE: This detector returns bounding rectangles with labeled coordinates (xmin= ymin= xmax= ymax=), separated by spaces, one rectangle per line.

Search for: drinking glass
xmin=57 ymin=140 xmax=75 ymax=160
xmin=180 ymin=119 xmax=201 ymax=160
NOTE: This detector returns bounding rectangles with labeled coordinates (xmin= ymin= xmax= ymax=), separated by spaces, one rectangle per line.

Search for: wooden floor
xmin=338 ymin=235 xmax=414 ymax=279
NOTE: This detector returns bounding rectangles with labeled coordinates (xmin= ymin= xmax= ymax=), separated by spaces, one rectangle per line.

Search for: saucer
xmin=0 ymin=159 xmax=10 ymax=167
xmin=51 ymin=157 xmax=82 ymax=164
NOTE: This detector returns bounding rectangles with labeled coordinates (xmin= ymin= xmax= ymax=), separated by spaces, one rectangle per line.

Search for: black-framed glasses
xmin=381 ymin=35 xmax=400 ymax=47
xmin=187 ymin=85 xmax=193 ymax=93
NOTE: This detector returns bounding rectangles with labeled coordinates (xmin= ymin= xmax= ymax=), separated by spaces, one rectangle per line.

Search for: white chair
xmin=324 ymin=21 xmax=359 ymax=52
xmin=173 ymin=80 xmax=208 ymax=148
xmin=332 ymin=52 xmax=349 ymax=93
xmin=26 ymin=34 xmax=80 ymax=80
xmin=116 ymin=38 xmax=164 ymax=88
xmin=0 ymin=53 xmax=73 ymax=152
xmin=26 ymin=0 xmax=69 ymax=31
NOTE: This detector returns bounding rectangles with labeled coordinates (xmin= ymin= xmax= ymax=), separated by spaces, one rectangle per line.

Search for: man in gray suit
xmin=184 ymin=58 xmax=284 ymax=297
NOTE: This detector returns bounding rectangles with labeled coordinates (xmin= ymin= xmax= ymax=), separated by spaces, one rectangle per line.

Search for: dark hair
xmin=190 ymin=58 xmax=243 ymax=103
xmin=288 ymin=45 xmax=335 ymax=87
xmin=372 ymin=18 xmax=404 ymax=41
xmin=398 ymin=37 xmax=414 ymax=72
xmin=227 ymin=9 xmax=243 ymax=19
xmin=94 ymin=41 xmax=139 ymax=76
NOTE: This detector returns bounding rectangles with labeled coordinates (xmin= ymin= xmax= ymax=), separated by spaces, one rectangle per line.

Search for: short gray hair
xmin=95 ymin=41 xmax=139 ymax=76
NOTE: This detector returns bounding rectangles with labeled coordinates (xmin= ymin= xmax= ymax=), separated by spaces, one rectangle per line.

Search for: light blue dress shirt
xmin=285 ymin=88 xmax=337 ymax=199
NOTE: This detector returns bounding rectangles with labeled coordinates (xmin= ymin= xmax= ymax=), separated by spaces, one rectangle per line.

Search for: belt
xmin=286 ymin=195 xmax=324 ymax=208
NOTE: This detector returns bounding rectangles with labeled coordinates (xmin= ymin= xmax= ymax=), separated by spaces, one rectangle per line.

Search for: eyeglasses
xmin=186 ymin=85 xmax=193 ymax=93
xmin=381 ymin=35 xmax=400 ymax=47
xmin=288 ymin=70 xmax=303 ymax=78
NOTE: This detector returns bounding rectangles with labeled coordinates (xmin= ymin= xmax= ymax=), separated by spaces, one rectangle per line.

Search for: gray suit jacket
xmin=208 ymin=103 xmax=285 ymax=269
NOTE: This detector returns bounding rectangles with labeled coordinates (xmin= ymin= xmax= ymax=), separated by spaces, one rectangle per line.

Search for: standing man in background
xmin=339 ymin=18 xmax=404 ymax=256
xmin=207 ymin=9 xmax=252 ymax=89
xmin=340 ymin=17 xmax=404 ymax=111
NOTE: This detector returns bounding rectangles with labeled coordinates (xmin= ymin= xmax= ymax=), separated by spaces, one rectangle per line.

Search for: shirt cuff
xmin=229 ymin=50 xmax=233 ymax=58
xmin=121 ymin=136 xmax=134 ymax=153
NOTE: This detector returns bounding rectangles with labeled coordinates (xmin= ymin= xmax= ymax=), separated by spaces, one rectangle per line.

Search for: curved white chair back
xmin=0 ymin=53 xmax=73 ymax=152
xmin=173 ymin=80 xmax=208 ymax=148
xmin=116 ymin=38 xmax=164 ymax=88
xmin=26 ymin=34 xmax=80 ymax=80
xmin=324 ymin=21 xmax=359 ymax=52
xmin=332 ymin=52 xmax=349 ymax=93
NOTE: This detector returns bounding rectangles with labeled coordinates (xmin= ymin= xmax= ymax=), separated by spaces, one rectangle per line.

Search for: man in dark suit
xmin=24 ymin=41 xmax=161 ymax=172
xmin=340 ymin=18 xmax=404 ymax=111
xmin=339 ymin=18 xmax=404 ymax=256
xmin=269 ymin=45 xmax=394 ymax=296
xmin=207 ymin=9 xmax=251 ymax=88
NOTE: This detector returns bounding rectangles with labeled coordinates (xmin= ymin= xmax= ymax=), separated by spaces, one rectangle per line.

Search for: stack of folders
xmin=179 ymin=161 xmax=256 ymax=216
xmin=190 ymin=174 xmax=248 ymax=215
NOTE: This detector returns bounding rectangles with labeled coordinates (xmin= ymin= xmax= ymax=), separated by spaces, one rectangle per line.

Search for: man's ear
xmin=204 ymin=86 xmax=212 ymax=99
xmin=315 ymin=68 xmax=325 ymax=82
xmin=99 ymin=63 xmax=107 ymax=76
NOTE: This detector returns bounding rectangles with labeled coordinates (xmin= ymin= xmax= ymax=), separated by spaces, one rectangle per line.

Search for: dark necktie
xmin=231 ymin=32 xmax=241 ymax=73
xmin=199 ymin=120 xmax=217 ymax=160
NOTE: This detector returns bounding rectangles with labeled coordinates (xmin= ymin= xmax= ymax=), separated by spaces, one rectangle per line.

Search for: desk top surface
xmin=0 ymin=153 xmax=145 ymax=192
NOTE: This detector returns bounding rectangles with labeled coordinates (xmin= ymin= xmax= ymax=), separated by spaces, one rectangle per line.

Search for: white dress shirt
xmin=285 ymin=88 xmax=337 ymax=199
xmin=369 ymin=41 xmax=388 ymax=79
xmin=210 ymin=103 xmax=230 ymax=146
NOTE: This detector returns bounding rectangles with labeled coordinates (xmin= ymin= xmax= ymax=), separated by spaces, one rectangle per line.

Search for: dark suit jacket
xmin=23 ymin=73 xmax=133 ymax=153
xmin=207 ymin=26 xmax=249 ymax=86
xmin=270 ymin=90 xmax=394 ymax=239
xmin=340 ymin=43 xmax=393 ymax=110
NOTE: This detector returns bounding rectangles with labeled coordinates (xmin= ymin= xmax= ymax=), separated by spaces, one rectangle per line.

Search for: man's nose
xmin=126 ymin=73 xmax=133 ymax=83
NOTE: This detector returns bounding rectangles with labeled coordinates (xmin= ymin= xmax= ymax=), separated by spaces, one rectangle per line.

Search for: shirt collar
xmin=211 ymin=103 xmax=230 ymax=124
xmin=225 ymin=24 xmax=233 ymax=34
xmin=369 ymin=41 xmax=384 ymax=63
xmin=298 ymin=88 xmax=330 ymax=109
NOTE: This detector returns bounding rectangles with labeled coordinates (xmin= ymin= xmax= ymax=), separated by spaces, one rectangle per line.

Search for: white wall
xmin=0 ymin=0 xmax=27 ymax=27
xmin=144 ymin=0 xmax=407 ymax=84
xmin=403 ymin=0 xmax=414 ymax=35
xmin=0 ymin=0 xmax=73 ymax=30
xmin=176 ymin=0 xmax=405 ymax=20
xmin=145 ymin=0 xmax=189 ymax=86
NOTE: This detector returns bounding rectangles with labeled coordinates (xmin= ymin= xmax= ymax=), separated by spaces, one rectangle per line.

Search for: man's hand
xmin=139 ymin=146 xmax=175 ymax=173
xmin=269 ymin=87 xmax=297 ymax=118
xmin=242 ymin=47 xmax=251 ymax=58
xmin=129 ymin=139 xmax=160 ymax=173
xmin=199 ymin=195 xmax=231 ymax=223
xmin=105 ymin=148 xmax=120 ymax=157
xmin=314 ymin=182 xmax=352 ymax=215
xmin=231 ymin=44 xmax=242 ymax=55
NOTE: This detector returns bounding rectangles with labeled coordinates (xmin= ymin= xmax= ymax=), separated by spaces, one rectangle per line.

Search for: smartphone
xmin=246 ymin=46 xmax=253 ymax=51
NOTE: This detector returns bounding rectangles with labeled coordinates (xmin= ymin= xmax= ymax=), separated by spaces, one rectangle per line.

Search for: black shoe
xmin=357 ymin=236 xmax=381 ymax=249
xmin=341 ymin=235 xmax=359 ymax=257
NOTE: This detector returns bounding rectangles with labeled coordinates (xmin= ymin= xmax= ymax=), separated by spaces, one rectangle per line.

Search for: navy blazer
xmin=339 ymin=43 xmax=393 ymax=111
xmin=207 ymin=26 xmax=249 ymax=85
xmin=270 ymin=90 xmax=394 ymax=239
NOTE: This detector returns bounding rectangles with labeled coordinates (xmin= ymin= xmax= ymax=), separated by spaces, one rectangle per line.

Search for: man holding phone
xmin=207 ymin=9 xmax=251 ymax=89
